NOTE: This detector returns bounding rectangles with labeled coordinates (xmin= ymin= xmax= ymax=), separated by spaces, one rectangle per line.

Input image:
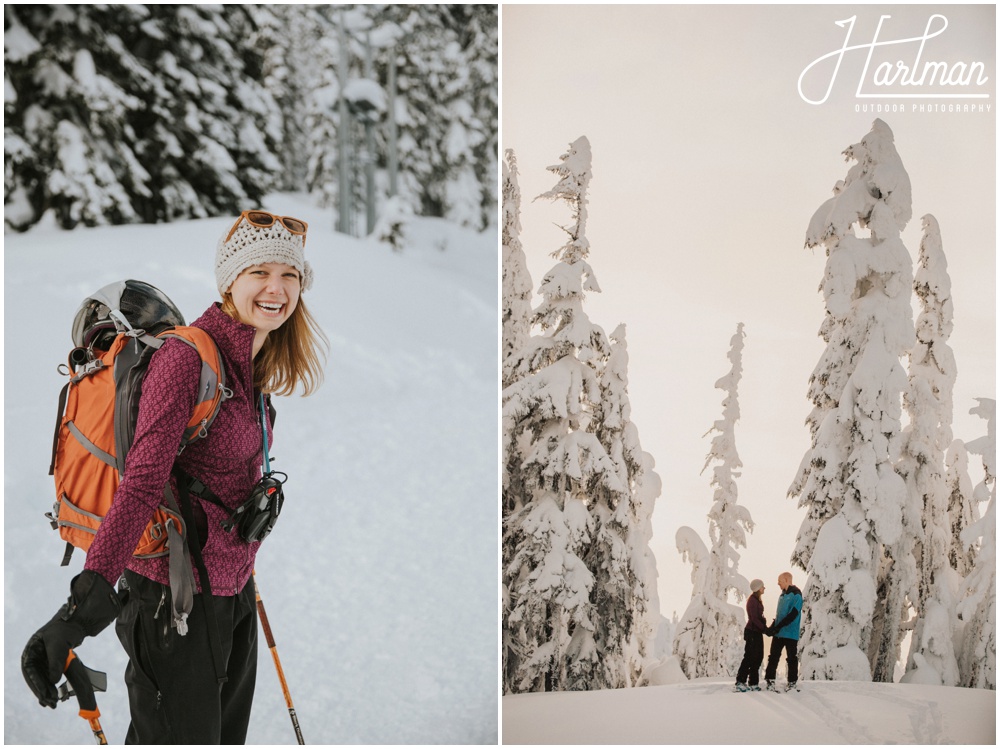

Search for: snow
xmin=3 ymin=194 xmax=497 ymax=744
xmin=2 ymin=14 xmax=42 ymax=63
xmin=502 ymin=678 xmax=996 ymax=744
xmin=342 ymin=78 xmax=387 ymax=113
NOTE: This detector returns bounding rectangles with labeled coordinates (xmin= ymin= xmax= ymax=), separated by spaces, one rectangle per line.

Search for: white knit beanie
xmin=215 ymin=217 xmax=314 ymax=294
xmin=750 ymin=579 xmax=764 ymax=593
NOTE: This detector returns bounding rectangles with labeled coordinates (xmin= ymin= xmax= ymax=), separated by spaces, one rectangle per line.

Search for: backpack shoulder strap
xmin=172 ymin=469 xmax=227 ymax=685
xmin=156 ymin=326 xmax=230 ymax=447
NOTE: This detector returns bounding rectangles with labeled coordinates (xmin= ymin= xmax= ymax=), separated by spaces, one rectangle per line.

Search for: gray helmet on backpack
xmin=72 ymin=280 xmax=186 ymax=350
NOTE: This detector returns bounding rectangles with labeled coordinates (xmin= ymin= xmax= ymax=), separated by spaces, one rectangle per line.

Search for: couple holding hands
xmin=734 ymin=572 xmax=802 ymax=693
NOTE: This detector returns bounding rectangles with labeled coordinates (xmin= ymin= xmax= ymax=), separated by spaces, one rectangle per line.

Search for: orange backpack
xmin=47 ymin=282 xmax=228 ymax=565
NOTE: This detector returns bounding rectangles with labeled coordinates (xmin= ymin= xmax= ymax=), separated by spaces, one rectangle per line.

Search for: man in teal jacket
xmin=764 ymin=571 xmax=802 ymax=691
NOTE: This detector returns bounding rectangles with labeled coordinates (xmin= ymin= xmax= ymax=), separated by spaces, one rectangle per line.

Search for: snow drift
xmin=502 ymin=677 xmax=995 ymax=745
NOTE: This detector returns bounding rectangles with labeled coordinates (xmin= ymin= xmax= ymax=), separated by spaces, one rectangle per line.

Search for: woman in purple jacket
xmin=22 ymin=211 xmax=327 ymax=743
xmin=734 ymin=578 xmax=768 ymax=692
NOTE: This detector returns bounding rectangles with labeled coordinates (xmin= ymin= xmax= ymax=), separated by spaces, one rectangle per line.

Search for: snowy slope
xmin=502 ymin=677 xmax=996 ymax=745
xmin=3 ymin=194 xmax=498 ymax=745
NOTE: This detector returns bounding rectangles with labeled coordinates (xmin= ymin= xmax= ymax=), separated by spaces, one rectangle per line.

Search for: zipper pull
xmin=153 ymin=587 xmax=167 ymax=620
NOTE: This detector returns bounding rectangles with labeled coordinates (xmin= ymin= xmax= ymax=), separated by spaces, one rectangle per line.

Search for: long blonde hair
xmin=220 ymin=293 xmax=329 ymax=396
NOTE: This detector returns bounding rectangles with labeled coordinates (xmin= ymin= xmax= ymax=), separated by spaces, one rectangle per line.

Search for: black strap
xmin=266 ymin=394 xmax=277 ymax=429
xmin=52 ymin=382 xmax=76 ymax=568
xmin=185 ymin=475 xmax=228 ymax=513
xmin=61 ymin=541 xmax=75 ymax=567
xmin=174 ymin=469 xmax=228 ymax=684
xmin=49 ymin=382 xmax=71 ymax=476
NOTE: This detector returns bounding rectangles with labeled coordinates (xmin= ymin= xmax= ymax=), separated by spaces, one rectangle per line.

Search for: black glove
xmin=21 ymin=571 xmax=121 ymax=708
xmin=765 ymin=626 xmax=775 ymax=637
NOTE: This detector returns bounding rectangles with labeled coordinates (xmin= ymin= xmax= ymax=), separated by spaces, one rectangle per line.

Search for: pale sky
xmin=502 ymin=4 xmax=996 ymax=624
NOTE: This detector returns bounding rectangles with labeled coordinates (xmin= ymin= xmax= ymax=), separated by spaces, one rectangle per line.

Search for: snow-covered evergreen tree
xmin=4 ymin=5 xmax=283 ymax=229
xmin=673 ymin=324 xmax=752 ymax=679
xmin=673 ymin=527 xmax=715 ymax=679
xmin=299 ymin=6 xmax=380 ymax=234
xmin=791 ymin=119 xmax=917 ymax=682
xmin=901 ymin=215 xmax=960 ymax=685
xmin=592 ymin=324 xmax=662 ymax=687
xmin=502 ymin=137 xmax=620 ymax=692
xmin=630 ymin=449 xmax=664 ymax=684
xmin=655 ymin=612 xmax=679 ymax=664
xmin=5 ymin=4 xmax=498 ymax=233
xmin=503 ymin=137 xmax=660 ymax=692
xmin=434 ymin=4 xmax=497 ymax=230
xmin=957 ymin=399 xmax=996 ymax=690
xmin=390 ymin=4 xmax=496 ymax=229
xmin=253 ymin=5 xmax=328 ymax=192
xmin=300 ymin=5 xmax=497 ymax=233
xmin=945 ymin=439 xmax=980 ymax=576
xmin=502 ymin=149 xmax=533 ymax=383
xmin=501 ymin=147 xmax=534 ymax=666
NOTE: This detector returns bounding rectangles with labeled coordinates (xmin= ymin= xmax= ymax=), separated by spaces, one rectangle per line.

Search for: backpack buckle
xmin=109 ymin=309 xmax=134 ymax=334
xmin=70 ymin=359 xmax=105 ymax=383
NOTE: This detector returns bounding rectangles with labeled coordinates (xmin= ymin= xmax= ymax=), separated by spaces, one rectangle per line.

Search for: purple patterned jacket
xmin=745 ymin=593 xmax=767 ymax=634
xmin=85 ymin=304 xmax=271 ymax=596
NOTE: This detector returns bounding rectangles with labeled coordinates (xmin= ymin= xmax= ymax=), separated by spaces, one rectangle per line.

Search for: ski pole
xmin=253 ymin=572 xmax=305 ymax=745
xmin=58 ymin=650 xmax=108 ymax=745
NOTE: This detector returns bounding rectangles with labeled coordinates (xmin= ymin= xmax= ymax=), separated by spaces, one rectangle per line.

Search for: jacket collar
xmin=192 ymin=303 xmax=257 ymax=388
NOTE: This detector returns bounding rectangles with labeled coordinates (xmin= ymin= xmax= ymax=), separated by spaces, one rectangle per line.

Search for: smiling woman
xmin=226 ymin=264 xmax=302 ymax=355
xmin=218 ymin=212 xmax=328 ymax=397
xmin=21 ymin=207 xmax=329 ymax=743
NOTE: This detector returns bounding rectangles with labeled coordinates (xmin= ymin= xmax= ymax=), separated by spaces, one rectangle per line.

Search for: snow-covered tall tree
xmin=300 ymin=5 xmax=497 ymax=233
xmin=262 ymin=3 xmax=500 ymax=233
xmin=391 ymin=3 xmax=497 ymax=229
xmin=791 ymin=119 xmax=917 ymax=682
xmin=300 ymin=6 xmax=384 ymax=233
xmin=503 ymin=137 xmax=660 ymax=692
xmin=253 ymin=5 xmax=329 ymax=192
xmin=501 ymin=148 xmax=534 ymax=647
xmin=957 ymin=399 xmax=996 ymax=690
xmin=4 ymin=5 xmax=283 ymax=229
xmin=945 ymin=439 xmax=980 ymax=576
xmin=502 ymin=149 xmax=533 ymax=383
xmin=654 ymin=612 xmax=679 ymax=669
xmin=5 ymin=4 xmax=498 ymax=233
xmin=592 ymin=324 xmax=662 ymax=687
xmin=674 ymin=324 xmax=752 ymax=679
xmin=629 ymin=450 xmax=664 ymax=684
xmin=673 ymin=527 xmax=718 ymax=679
xmin=901 ymin=215 xmax=960 ymax=685
xmin=502 ymin=137 xmax=620 ymax=692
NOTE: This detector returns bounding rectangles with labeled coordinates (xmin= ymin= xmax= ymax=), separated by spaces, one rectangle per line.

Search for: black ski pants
xmin=116 ymin=570 xmax=258 ymax=744
xmin=764 ymin=636 xmax=799 ymax=683
xmin=735 ymin=629 xmax=764 ymax=686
